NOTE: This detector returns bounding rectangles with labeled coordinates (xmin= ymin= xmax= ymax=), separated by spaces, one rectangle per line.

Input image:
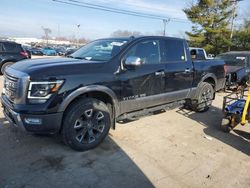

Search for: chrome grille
xmin=4 ymin=73 xmax=19 ymax=102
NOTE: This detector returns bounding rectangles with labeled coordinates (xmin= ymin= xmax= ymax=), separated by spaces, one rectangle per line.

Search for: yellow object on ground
xmin=241 ymin=82 xmax=250 ymax=125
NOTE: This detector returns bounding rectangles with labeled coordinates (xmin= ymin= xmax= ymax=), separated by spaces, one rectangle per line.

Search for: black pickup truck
xmin=1 ymin=36 xmax=225 ymax=151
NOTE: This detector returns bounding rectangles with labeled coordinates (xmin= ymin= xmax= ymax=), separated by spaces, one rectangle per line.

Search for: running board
xmin=117 ymin=100 xmax=185 ymax=121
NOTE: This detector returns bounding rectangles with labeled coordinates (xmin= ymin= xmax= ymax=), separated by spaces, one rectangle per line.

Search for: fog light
xmin=24 ymin=118 xmax=42 ymax=125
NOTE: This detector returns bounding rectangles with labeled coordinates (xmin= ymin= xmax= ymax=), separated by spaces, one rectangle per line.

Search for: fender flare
xmin=58 ymin=85 xmax=119 ymax=116
xmin=200 ymin=73 xmax=217 ymax=88
xmin=1 ymin=59 xmax=17 ymax=67
xmin=197 ymin=73 xmax=217 ymax=99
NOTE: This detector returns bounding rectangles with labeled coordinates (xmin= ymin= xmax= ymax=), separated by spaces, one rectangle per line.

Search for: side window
xmin=125 ymin=40 xmax=161 ymax=64
xmin=3 ymin=43 xmax=16 ymax=52
xmin=0 ymin=43 xmax=3 ymax=52
xmin=15 ymin=44 xmax=23 ymax=52
xmin=164 ymin=39 xmax=186 ymax=62
xmin=197 ymin=49 xmax=206 ymax=60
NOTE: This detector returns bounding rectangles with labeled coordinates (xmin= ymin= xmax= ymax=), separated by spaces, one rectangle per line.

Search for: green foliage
xmin=232 ymin=20 xmax=250 ymax=51
xmin=183 ymin=0 xmax=234 ymax=55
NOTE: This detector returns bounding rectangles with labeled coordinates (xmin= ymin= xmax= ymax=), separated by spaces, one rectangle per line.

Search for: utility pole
xmin=41 ymin=26 xmax=52 ymax=46
xmin=228 ymin=0 xmax=243 ymax=51
xmin=76 ymin=24 xmax=80 ymax=48
xmin=57 ymin=24 xmax=60 ymax=40
xmin=163 ymin=18 xmax=170 ymax=36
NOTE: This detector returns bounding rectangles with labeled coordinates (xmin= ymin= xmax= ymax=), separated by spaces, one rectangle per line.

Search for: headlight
xmin=27 ymin=80 xmax=64 ymax=102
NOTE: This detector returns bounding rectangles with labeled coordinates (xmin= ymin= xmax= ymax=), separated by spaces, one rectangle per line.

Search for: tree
xmin=183 ymin=0 xmax=234 ymax=55
xmin=42 ymin=27 xmax=52 ymax=46
xmin=232 ymin=19 xmax=250 ymax=50
xmin=110 ymin=30 xmax=142 ymax=37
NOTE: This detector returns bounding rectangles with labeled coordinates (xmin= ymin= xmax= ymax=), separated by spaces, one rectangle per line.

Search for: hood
xmin=9 ymin=57 xmax=107 ymax=79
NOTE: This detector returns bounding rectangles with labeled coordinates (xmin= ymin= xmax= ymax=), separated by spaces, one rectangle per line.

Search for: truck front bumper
xmin=1 ymin=96 xmax=63 ymax=134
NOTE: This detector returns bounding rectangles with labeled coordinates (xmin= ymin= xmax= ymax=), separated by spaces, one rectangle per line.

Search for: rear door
xmin=119 ymin=39 xmax=166 ymax=113
xmin=162 ymin=38 xmax=193 ymax=102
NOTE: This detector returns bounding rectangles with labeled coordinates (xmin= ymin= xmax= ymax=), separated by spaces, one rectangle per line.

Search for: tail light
xmin=20 ymin=51 xmax=29 ymax=58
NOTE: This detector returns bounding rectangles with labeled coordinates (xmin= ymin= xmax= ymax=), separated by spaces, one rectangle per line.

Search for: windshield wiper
xmin=68 ymin=56 xmax=85 ymax=59
xmin=85 ymin=58 xmax=104 ymax=61
xmin=68 ymin=56 xmax=104 ymax=61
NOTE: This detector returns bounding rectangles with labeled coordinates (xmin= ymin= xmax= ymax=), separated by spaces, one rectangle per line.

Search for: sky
xmin=0 ymin=0 xmax=249 ymax=40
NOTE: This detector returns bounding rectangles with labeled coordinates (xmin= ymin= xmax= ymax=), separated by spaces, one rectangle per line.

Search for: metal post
xmin=77 ymin=24 xmax=80 ymax=48
xmin=229 ymin=0 xmax=243 ymax=51
xmin=163 ymin=19 xmax=170 ymax=36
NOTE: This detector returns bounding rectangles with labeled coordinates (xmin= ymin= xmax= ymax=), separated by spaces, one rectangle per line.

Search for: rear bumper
xmin=1 ymin=96 xmax=63 ymax=134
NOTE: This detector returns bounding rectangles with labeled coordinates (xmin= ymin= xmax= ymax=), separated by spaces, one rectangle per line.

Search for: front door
xmin=119 ymin=39 xmax=166 ymax=113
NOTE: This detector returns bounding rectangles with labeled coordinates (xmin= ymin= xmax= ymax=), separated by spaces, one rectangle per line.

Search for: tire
xmin=1 ymin=62 xmax=14 ymax=75
xmin=220 ymin=118 xmax=232 ymax=133
xmin=62 ymin=98 xmax=111 ymax=151
xmin=191 ymin=82 xmax=214 ymax=112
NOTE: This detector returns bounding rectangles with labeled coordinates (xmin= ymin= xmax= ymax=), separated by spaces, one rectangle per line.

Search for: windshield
xmin=216 ymin=54 xmax=247 ymax=66
xmin=71 ymin=39 xmax=128 ymax=61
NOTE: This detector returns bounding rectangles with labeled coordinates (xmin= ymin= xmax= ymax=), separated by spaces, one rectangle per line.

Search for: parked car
xmin=30 ymin=47 xmax=44 ymax=56
xmin=216 ymin=51 xmax=250 ymax=88
xmin=55 ymin=46 xmax=66 ymax=56
xmin=65 ymin=48 xmax=78 ymax=57
xmin=1 ymin=36 xmax=225 ymax=151
xmin=0 ymin=40 xmax=29 ymax=74
xmin=22 ymin=45 xmax=32 ymax=59
xmin=42 ymin=47 xmax=57 ymax=56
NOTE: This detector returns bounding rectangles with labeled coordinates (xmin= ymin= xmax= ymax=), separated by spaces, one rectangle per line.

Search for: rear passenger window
xmin=164 ymin=39 xmax=186 ymax=62
xmin=197 ymin=49 xmax=206 ymax=60
xmin=3 ymin=43 xmax=20 ymax=52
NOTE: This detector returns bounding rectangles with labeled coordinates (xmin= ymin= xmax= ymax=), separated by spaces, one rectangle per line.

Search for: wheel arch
xmin=1 ymin=59 xmax=17 ymax=63
xmin=200 ymin=73 xmax=217 ymax=89
xmin=0 ymin=60 xmax=16 ymax=74
xmin=58 ymin=85 xmax=119 ymax=129
xmin=198 ymin=77 xmax=216 ymax=100
xmin=1 ymin=59 xmax=16 ymax=67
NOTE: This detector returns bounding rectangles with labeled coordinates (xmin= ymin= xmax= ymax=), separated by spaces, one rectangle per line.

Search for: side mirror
xmin=124 ymin=56 xmax=142 ymax=67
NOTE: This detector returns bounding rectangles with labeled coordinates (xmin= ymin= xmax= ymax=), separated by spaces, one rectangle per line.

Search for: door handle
xmin=155 ymin=71 xmax=165 ymax=76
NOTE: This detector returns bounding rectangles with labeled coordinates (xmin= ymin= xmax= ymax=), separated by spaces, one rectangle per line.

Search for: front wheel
xmin=62 ymin=98 xmax=111 ymax=151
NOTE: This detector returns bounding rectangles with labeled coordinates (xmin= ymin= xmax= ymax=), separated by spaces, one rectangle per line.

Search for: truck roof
xmin=189 ymin=47 xmax=204 ymax=50
xmin=99 ymin=36 xmax=185 ymax=42
xmin=221 ymin=51 xmax=250 ymax=55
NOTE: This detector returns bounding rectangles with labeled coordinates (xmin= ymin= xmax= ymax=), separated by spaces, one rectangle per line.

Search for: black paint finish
xmin=2 ymin=36 xmax=225 ymax=133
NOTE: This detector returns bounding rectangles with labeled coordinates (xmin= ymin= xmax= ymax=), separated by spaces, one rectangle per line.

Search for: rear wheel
xmin=1 ymin=62 xmax=14 ymax=74
xmin=191 ymin=82 xmax=214 ymax=112
xmin=62 ymin=98 xmax=111 ymax=151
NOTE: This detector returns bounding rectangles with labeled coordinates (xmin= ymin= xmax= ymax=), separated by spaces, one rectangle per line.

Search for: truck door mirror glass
xmin=124 ymin=56 xmax=142 ymax=67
